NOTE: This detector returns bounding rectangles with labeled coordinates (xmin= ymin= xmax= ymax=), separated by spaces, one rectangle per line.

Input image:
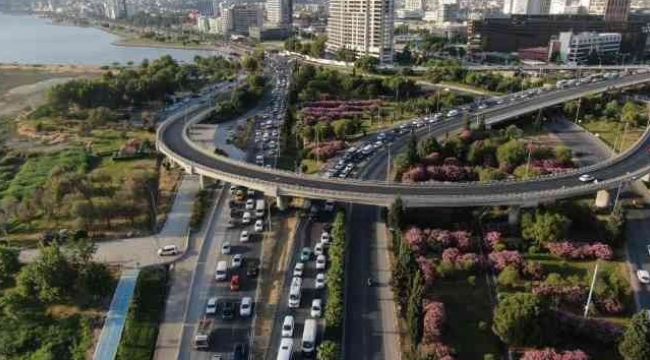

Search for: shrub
xmin=422 ymin=301 xmax=446 ymax=343
xmin=520 ymin=348 xmax=589 ymax=360
xmin=488 ymin=250 xmax=523 ymax=271
xmin=545 ymin=242 xmax=613 ymax=260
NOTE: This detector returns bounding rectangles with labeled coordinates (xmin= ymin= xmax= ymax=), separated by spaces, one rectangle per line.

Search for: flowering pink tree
xmin=402 ymin=166 xmax=430 ymax=183
xmin=523 ymin=261 xmax=545 ymax=280
xmin=422 ymin=302 xmax=446 ymax=343
xmin=484 ymin=231 xmax=502 ymax=251
xmin=442 ymin=248 xmax=461 ymax=263
xmin=488 ymin=250 xmax=523 ymax=271
xmin=545 ymin=242 xmax=613 ymax=260
xmin=457 ymin=253 xmax=481 ymax=271
xmin=532 ymin=284 xmax=587 ymax=307
xmin=452 ymin=231 xmax=472 ymax=252
xmin=521 ymin=348 xmax=589 ymax=360
xmin=417 ymin=256 xmax=437 ymax=288
xmin=404 ymin=227 xmax=426 ymax=254
xmin=418 ymin=342 xmax=455 ymax=360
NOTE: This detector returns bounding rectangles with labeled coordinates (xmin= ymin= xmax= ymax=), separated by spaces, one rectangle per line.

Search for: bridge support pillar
xmin=508 ymin=206 xmax=520 ymax=227
xmin=199 ymin=175 xmax=205 ymax=190
xmin=276 ymin=196 xmax=288 ymax=211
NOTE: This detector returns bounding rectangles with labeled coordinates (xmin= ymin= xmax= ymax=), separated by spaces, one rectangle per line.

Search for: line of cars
xmin=276 ymin=208 xmax=335 ymax=359
xmin=192 ymin=185 xmax=266 ymax=358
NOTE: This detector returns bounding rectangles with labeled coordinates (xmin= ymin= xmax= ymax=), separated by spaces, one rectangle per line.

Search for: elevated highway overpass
xmin=157 ymin=72 xmax=650 ymax=208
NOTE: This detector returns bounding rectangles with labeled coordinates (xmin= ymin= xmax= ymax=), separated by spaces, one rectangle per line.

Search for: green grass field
xmin=582 ymin=119 xmax=644 ymax=153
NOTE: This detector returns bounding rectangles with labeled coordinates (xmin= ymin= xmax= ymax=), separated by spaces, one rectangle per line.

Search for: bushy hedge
xmin=324 ymin=210 xmax=347 ymax=344
xmin=190 ymin=189 xmax=211 ymax=231
xmin=116 ymin=266 xmax=169 ymax=360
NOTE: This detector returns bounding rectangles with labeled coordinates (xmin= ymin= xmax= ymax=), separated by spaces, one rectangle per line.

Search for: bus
xmin=301 ymin=319 xmax=317 ymax=357
xmin=288 ymin=277 xmax=302 ymax=308
xmin=277 ymin=338 xmax=294 ymax=360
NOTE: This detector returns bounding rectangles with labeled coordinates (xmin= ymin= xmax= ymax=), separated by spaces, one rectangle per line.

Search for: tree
xmin=317 ymin=341 xmax=341 ymax=360
xmin=619 ymin=310 xmax=650 ymax=360
xmin=310 ymin=35 xmax=327 ymax=58
xmin=554 ymin=146 xmax=573 ymax=164
xmin=355 ymin=56 xmax=379 ymax=72
xmin=417 ymin=137 xmax=440 ymax=159
xmin=497 ymin=265 xmax=521 ymax=288
xmin=407 ymin=133 xmax=419 ymax=166
xmin=406 ymin=270 xmax=424 ymax=344
xmin=242 ymin=56 xmax=259 ymax=73
xmin=521 ymin=210 xmax=572 ymax=246
xmin=496 ymin=139 xmax=526 ymax=167
xmin=389 ymin=198 xmax=404 ymax=230
xmin=16 ymin=245 xmax=75 ymax=303
xmin=77 ymin=262 xmax=114 ymax=304
xmin=478 ymin=167 xmax=507 ymax=181
xmin=622 ymin=102 xmax=639 ymax=125
xmin=605 ymin=100 xmax=620 ymax=118
xmin=492 ymin=293 xmax=545 ymax=346
xmin=0 ymin=246 xmax=20 ymax=286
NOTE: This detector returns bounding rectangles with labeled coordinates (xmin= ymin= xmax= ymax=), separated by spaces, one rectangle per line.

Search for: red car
xmin=230 ymin=275 xmax=240 ymax=291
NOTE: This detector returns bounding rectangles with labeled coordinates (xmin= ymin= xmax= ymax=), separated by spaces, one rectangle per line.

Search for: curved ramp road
xmin=157 ymin=73 xmax=650 ymax=208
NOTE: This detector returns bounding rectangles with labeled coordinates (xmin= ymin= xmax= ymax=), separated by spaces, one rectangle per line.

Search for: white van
xmin=288 ymin=277 xmax=302 ymax=308
xmin=255 ymin=199 xmax=265 ymax=218
xmin=301 ymin=319 xmax=317 ymax=356
xmin=242 ymin=211 xmax=252 ymax=224
xmin=277 ymin=338 xmax=294 ymax=360
xmin=157 ymin=245 xmax=179 ymax=256
xmin=215 ymin=261 xmax=228 ymax=281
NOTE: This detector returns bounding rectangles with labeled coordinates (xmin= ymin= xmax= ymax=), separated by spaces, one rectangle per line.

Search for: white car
xmin=293 ymin=262 xmax=304 ymax=277
xmin=316 ymin=254 xmax=327 ymax=270
xmin=240 ymin=296 xmax=253 ymax=317
xmin=578 ymin=174 xmax=595 ymax=182
xmin=245 ymin=199 xmax=255 ymax=210
xmin=206 ymin=297 xmax=218 ymax=315
xmin=281 ymin=315 xmax=294 ymax=337
xmin=300 ymin=247 xmax=312 ymax=261
xmin=320 ymin=232 xmax=331 ymax=245
xmin=315 ymin=273 xmax=326 ymax=289
xmin=314 ymin=243 xmax=325 ymax=256
xmin=242 ymin=211 xmax=252 ymax=224
xmin=254 ymin=220 xmax=264 ymax=232
xmin=157 ymin=245 xmax=179 ymax=256
xmin=240 ymin=230 xmax=250 ymax=242
xmin=311 ymin=299 xmax=323 ymax=318
xmin=221 ymin=242 xmax=231 ymax=255
xmin=647 ymin=244 xmax=650 ymax=256
xmin=637 ymin=269 xmax=650 ymax=284
xmin=232 ymin=254 xmax=243 ymax=268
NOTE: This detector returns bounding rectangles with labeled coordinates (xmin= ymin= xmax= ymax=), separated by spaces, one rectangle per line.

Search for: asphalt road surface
xmin=265 ymin=212 xmax=331 ymax=360
xmin=625 ymin=209 xmax=650 ymax=310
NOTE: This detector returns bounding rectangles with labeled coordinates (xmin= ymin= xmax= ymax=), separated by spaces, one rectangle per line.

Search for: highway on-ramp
xmin=157 ymin=72 xmax=650 ymax=208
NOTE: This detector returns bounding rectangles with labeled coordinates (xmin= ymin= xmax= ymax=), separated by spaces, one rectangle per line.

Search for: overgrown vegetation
xmin=320 ymin=210 xmax=347 ymax=355
xmin=190 ymin=188 xmax=212 ymax=232
xmin=116 ymin=266 xmax=169 ymax=360
xmin=0 ymin=239 xmax=115 ymax=359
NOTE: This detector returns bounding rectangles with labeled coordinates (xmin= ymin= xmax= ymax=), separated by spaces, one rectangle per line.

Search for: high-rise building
xmin=221 ymin=3 xmax=264 ymax=35
xmin=326 ymin=0 xmax=395 ymax=63
xmin=436 ymin=0 xmax=459 ymax=22
xmin=550 ymin=0 xmax=590 ymax=14
xmin=589 ymin=0 xmax=631 ymax=20
xmin=404 ymin=0 xmax=423 ymax=11
xmin=503 ymin=0 xmax=550 ymax=14
xmin=104 ymin=0 xmax=127 ymax=19
xmin=266 ymin=0 xmax=293 ymax=26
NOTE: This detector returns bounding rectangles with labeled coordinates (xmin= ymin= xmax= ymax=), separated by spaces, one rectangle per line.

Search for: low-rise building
xmin=557 ymin=31 xmax=621 ymax=64
xmin=221 ymin=3 xmax=264 ymax=36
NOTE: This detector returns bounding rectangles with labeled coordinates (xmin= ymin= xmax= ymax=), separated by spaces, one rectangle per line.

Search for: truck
xmin=193 ymin=318 xmax=214 ymax=350
xmin=255 ymin=199 xmax=265 ymax=218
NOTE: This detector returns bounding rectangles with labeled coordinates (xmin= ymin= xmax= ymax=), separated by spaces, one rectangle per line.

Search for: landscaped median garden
xmin=387 ymin=198 xmax=647 ymax=360
xmin=395 ymin=123 xmax=575 ymax=183
xmin=317 ymin=209 xmax=347 ymax=360
xmin=277 ymin=63 xmax=474 ymax=172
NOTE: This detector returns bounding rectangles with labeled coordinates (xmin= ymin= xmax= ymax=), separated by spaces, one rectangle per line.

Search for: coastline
xmin=112 ymin=38 xmax=218 ymax=52
xmin=0 ymin=62 xmax=105 ymax=73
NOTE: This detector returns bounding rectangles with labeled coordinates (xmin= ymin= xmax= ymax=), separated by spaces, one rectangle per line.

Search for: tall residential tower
xmin=266 ymin=0 xmax=293 ymax=26
xmin=326 ymin=0 xmax=395 ymax=64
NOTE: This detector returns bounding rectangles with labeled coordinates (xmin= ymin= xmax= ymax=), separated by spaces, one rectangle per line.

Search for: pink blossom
xmin=404 ymin=227 xmax=426 ymax=254
xmin=545 ymin=242 xmax=613 ymax=260
xmin=417 ymin=256 xmax=437 ymax=288
xmin=532 ymin=284 xmax=587 ymax=306
xmin=521 ymin=348 xmax=589 ymax=360
xmin=484 ymin=231 xmax=502 ymax=250
xmin=452 ymin=231 xmax=472 ymax=252
xmin=488 ymin=250 xmax=523 ymax=271
xmin=422 ymin=301 xmax=446 ymax=343
xmin=523 ymin=261 xmax=545 ymax=280
xmin=442 ymin=248 xmax=461 ymax=263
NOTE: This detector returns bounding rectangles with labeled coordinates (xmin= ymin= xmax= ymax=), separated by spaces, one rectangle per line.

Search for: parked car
xmin=157 ymin=245 xmax=179 ymax=256
xmin=293 ymin=262 xmax=305 ymax=277
xmin=637 ymin=269 xmax=650 ymax=284
xmin=316 ymin=254 xmax=327 ymax=270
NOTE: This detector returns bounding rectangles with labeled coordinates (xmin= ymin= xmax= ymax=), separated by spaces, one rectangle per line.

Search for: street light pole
xmin=584 ymin=261 xmax=600 ymax=318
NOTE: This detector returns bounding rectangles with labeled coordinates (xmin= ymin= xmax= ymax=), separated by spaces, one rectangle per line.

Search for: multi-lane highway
xmin=157 ymin=72 xmax=650 ymax=208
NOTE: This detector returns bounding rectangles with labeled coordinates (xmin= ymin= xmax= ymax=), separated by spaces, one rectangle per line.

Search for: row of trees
xmin=206 ymin=75 xmax=267 ymax=123
xmin=563 ymin=95 xmax=648 ymax=127
xmin=425 ymin=65 xmax=545 ymax=93
xmin=318 ymin=210 xmax=347 ymax=360
xmin=47 ymin=55 xmax=236 ymax=111
xmin=284 ymin=35 xmax=328 ymax=59
xmin=0 ymin=240 xmax=114 ymax=359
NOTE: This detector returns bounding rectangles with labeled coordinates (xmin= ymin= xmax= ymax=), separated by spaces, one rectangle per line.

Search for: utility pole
xmin=584 ymin=261 xmax=600 ymax=318
xmin=574 ymin=98 xmax=582 ymax=123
